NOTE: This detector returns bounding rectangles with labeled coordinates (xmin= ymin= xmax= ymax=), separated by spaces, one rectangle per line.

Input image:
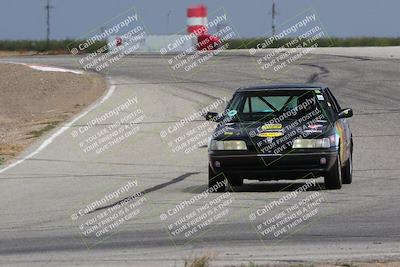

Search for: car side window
xmin=243 ymin=97 xmax=250 ymax=112
xmin=324 ymin=89 xmax=340 ymax=114
xmin=326 ymin=88 xmax=342 ymax=112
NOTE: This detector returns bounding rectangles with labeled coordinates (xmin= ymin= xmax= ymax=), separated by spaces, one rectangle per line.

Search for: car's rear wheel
xmin=342 ymin=152 xmax=353 ymax=184
xmin=208 ymin=165 xmax=225 ymax=192
xmin=228 ymin=177 xmax=243 ymax=187
xmin=324 ymin=155 xmax=342 ymax=190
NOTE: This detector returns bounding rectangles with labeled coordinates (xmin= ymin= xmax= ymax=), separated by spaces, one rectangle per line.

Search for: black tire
xmin=324 ymin=154 xmax=342 ymax=190
xmin=342 ymin=152 xmax=353 ymax=184
xmin=228 ymin=177 xmax=243 ymax=187
xmin=208 ymin=165 xmax=225 ymax=192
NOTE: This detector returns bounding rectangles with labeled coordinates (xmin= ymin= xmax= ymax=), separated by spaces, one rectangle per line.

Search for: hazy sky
xmin=0 ymin=0 xmax=399 ymax=40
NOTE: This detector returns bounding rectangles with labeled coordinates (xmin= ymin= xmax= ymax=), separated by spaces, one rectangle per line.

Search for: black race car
xmin=206 ymin=84 xmax=353 ymax=191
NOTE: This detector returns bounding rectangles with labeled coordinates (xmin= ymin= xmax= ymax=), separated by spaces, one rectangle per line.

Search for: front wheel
xmin=342 ymin=152 xmax=353 ymax=184
xmin=324 ymin=155 xmax=342 ymax=190
xmin=208 ymin=165 xmax=225 ymax=192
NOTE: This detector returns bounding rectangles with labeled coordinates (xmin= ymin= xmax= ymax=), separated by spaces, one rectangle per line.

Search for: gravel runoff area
xmin=0 ymin=63 xmax=106 ymax=164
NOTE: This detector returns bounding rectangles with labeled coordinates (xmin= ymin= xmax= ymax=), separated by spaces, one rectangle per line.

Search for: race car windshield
xmin=226 ymin=89 xmax=333 ymax=122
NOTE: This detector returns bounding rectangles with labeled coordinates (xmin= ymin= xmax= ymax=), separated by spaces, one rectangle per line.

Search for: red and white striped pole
xmin=187 ymin=5 xmax=208 ymax=35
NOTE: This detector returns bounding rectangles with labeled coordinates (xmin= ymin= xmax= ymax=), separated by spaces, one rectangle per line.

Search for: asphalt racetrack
xmin=0 ymin=49 xmax=399 ymax=266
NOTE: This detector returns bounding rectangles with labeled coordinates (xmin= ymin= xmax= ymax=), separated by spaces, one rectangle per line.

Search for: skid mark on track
xmin=302 ymin=63 xmax=330 ymax=83
xmin=91 ymin=172 xmax=199 ymax=212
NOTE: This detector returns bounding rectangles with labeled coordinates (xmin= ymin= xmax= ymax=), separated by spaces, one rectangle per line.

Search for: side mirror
xmin=205 ymin=112 xmax=220 ymax=122
xmin=338 ymin=108 xmax=353 ymax=119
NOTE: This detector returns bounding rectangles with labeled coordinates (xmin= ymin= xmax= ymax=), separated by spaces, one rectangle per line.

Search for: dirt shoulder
xmin=0 ymin=51 xmax=39 ymax=57
xmin=0 ymin=63 xmax=106 ymax=164
xmin=0 ymin=51 xmax=68 ymax=57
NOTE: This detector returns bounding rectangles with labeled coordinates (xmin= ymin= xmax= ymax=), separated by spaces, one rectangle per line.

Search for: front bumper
xmin=209 ymin=150 xmax=338 ymax=180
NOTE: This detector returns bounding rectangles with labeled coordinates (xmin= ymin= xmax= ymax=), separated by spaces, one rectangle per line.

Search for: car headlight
xmin=292 ymin=138 xmax=331 ymax=148
xmin=210 ymin=140 xmax=247 ymax=150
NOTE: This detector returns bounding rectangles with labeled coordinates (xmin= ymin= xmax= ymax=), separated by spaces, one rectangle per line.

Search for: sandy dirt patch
xmin=0 ymin=63 xmax=106 ymax=164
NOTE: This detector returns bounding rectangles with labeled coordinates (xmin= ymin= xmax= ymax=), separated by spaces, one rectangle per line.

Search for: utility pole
xmin=166 ymin=10 xmax=171 ymax=34
xmin=271 ymin=0 xmax=276 ymax=36
xmin=45 ymin=0 xmax=54 ymax=49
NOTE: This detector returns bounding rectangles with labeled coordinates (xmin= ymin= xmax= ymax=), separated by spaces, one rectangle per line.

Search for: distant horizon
xmin=1 ymin=36 xmax=400 ymax=41
xmin=1 ymin=0 xmax=399 ymax=40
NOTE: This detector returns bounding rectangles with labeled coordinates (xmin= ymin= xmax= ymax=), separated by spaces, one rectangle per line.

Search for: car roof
xmin=235 ymin=84 xmax=328 ymax=93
